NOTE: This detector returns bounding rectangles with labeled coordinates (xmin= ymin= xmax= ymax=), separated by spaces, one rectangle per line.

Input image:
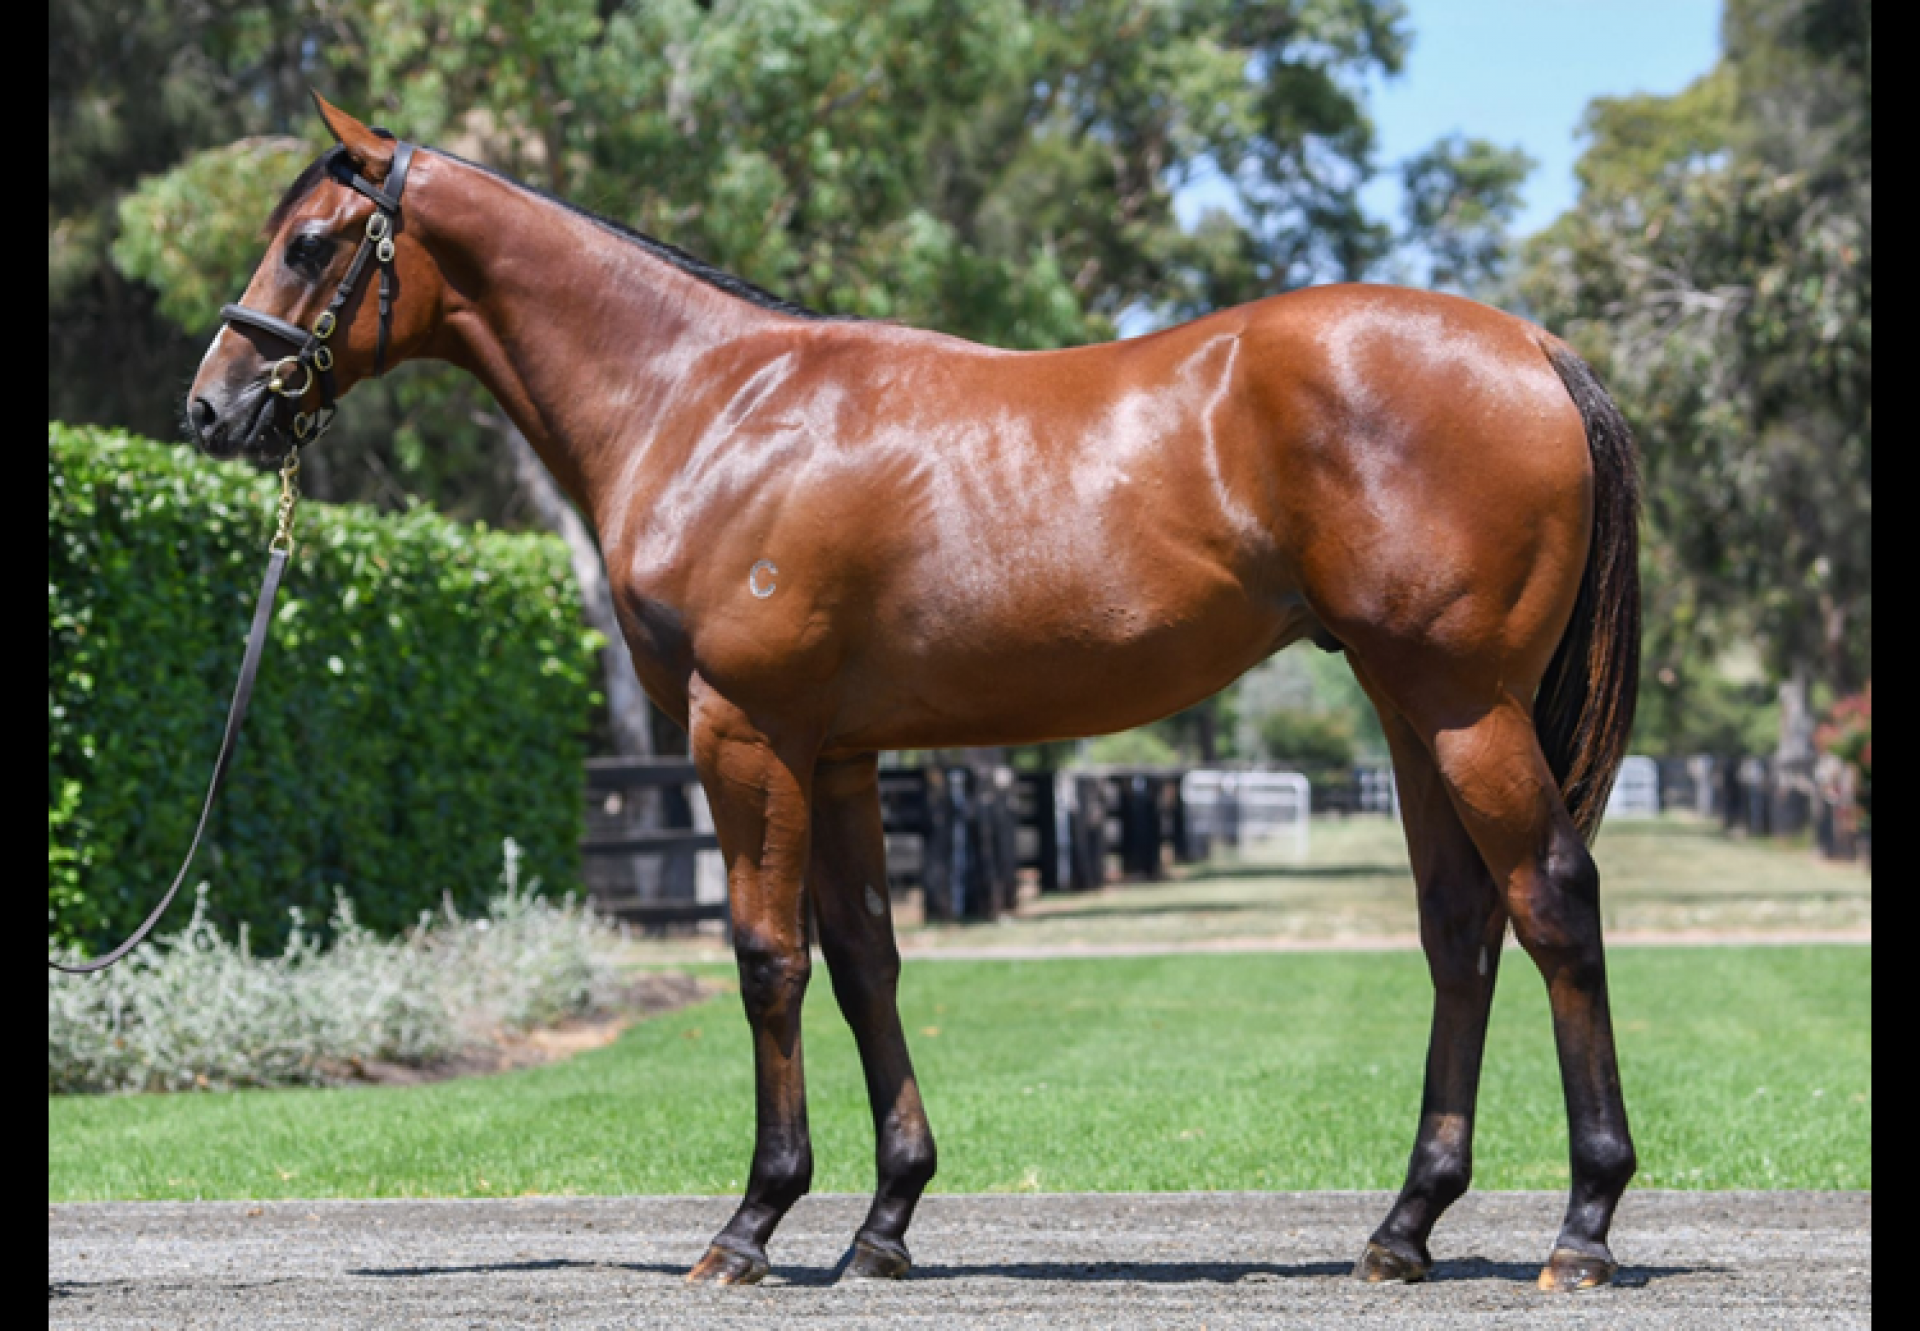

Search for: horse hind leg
xmin=1350 ymin=688 xmax=1509 ymax=1283
xmin=1379 ymin=682 xmax=1637 ymax=1291
xmin=809 ymin=754 xmax=938 ymax=1279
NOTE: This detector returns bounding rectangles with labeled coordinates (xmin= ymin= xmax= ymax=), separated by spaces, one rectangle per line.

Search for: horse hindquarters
xmin=1324 ymin=337 xmax=1641 ymax=1289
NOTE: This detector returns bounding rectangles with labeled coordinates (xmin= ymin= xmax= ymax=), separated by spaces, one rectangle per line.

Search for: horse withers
xmin=189 ymin=94 xmax=1640 ymax=1292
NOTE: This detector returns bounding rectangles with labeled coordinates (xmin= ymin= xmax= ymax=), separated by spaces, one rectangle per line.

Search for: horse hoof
xmin=1353 ymin=1240 xmax=1430 ymax=1283
xmin=1537 ymin=1246 xmax=1617 ymax=1291
xmin=841 ymin=1235 xmax=912 ymax=1280
xmin=685 ymin=1243 xmax=769 ymax=1286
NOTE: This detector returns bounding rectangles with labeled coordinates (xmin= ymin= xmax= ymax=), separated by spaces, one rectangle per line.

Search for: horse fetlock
xmin=878 ymin=1130 xmax=938 ymax=1196
xmin=1572 ymin=1129 xmax=1638 ymax=1202
xmin=749 ymin=1145 xmax=814 ymax=1213
xmin=1409 ymin=1151 xmax=1473 ymax=1212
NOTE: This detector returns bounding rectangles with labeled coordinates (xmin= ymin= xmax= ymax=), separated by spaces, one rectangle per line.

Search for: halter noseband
xmin=220 ymin=139 xmax=416 ymax=450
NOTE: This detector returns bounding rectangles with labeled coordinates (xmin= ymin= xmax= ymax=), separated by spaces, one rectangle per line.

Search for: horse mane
xmin=442 ymin=151 xmax=849 ymax=323
xmin=263 ymin=143 xmax=849 ymax=322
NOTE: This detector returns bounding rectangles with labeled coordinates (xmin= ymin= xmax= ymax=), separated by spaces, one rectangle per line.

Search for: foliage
xmin=49 ymin=1 xmax=319 ymax=439
xmin=1238 ymin=648 xmax=1385 ymax=765
xmin=1398 ymin=133 xmax=1535 ymax=293
xmin=48 ymin=423 xmax=599 ymax=956
xmin=49 ymin=841 xmax=622 ymax=1094
xmin=1817 ymin=683 xmax=1871 ymax=775
xmin=111 ymin=137 xmax=315 ymax=335
xmin=1082 ymin=725 xmax=1180 ymax=768
xmin=1519 ymin=0 xmax=1871 ymax=747
xmin=48 ymin=946 xmax=1870 ymax=1197
xmin=1816 ymin=682 xmax=1870 ymax=825
xmin=1634 ymin=655 xmax=1781 ymax=757
xmin=1256 ymin=707 xmax=1358 ymax=773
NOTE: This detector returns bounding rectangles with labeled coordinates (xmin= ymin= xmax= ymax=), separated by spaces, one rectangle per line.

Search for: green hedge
xmin=49 ymin=424 xmax=601 ymax=955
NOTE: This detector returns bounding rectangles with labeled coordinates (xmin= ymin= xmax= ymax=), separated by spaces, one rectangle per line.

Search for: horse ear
xmin=311 ymin=90 xmax=396 ymax=178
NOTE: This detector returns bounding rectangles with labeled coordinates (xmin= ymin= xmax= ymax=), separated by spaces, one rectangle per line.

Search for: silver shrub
xmin=49 ymin=839 xmax=623 ymax=1094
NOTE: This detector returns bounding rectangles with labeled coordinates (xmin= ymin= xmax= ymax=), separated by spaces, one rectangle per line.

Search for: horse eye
xmin=284 ymin=234 xmax=331 ymax=273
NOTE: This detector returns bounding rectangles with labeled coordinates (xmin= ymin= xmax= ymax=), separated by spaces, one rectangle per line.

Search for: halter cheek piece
xmin=220 ymin=138 xmax=415 ymax=450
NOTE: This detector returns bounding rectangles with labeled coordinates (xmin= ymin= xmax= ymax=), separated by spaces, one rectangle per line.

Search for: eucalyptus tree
xmin=1520 ymin=0 xmax=1870 ymax=757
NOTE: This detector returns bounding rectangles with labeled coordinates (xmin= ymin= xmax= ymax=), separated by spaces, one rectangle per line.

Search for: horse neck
xmin=412 ymin=153 xmax=791 ymax=524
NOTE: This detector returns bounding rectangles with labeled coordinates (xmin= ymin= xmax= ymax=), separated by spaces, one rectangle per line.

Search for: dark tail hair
xmin=1535 ymin=339 xmax=1642 ymax=843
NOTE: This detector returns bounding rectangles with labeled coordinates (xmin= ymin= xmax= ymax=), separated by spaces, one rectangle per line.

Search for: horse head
xmin=187 ymin=93 xmax=438 ymax=459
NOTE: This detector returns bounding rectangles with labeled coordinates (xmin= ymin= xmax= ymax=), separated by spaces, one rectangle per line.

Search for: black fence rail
xmin=581 ymin=758 xmax=724 ymax=929
xmin=580 ymin=749 xmax=1866 ymax=933
xmin=579 ymin=757 xmax=1423 ymax=930
xmin=1648 ymin=752 xmax=1867 ymax=861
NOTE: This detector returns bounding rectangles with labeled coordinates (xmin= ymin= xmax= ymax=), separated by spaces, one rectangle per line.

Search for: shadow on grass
xmin=1178 ymin=864 xmax=1410 ymax=882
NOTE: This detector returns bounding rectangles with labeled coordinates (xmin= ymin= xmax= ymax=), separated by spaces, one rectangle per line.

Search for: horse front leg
xmin=684 ymin=687 xmax=819 ymax=1285
xmin=809 ymin=754 xmax=938 ymax=1279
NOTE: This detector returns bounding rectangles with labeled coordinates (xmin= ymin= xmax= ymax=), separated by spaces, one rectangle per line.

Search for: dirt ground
xmin=48 ymin=1190 xmax=1871 ymax=1329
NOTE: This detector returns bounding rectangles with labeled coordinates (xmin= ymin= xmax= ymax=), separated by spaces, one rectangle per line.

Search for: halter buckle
xmin=376 ymin=237 xmax=396 ymax=264
xmin=313 ymin=345 xmax=334 ymax=372
xmin=266 ymin=356 xmax=313 ymax=398
xmin=366 ymin=213 xmax=391 ymax=241
xmin=314 ymin=310 xmax=336 ymax=340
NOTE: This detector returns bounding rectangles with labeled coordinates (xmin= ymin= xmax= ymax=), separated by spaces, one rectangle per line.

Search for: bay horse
xmin=189 ymin=96 xmax=1641 ymax=1292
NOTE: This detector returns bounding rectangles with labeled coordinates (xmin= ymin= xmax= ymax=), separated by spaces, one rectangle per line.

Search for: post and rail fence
xmin=578 ymin=748 xmax=1866 ymax=932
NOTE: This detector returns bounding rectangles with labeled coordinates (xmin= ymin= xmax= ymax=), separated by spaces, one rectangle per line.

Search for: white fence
xmin=1606 ymin=755 xmax=1661 ymax=819
xmin=1180 ymin=770 xmax=1312 ymax=862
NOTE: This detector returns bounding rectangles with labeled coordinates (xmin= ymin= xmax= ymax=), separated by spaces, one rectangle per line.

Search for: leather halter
xmin=220 ymin=139 xmax=416 ymax=451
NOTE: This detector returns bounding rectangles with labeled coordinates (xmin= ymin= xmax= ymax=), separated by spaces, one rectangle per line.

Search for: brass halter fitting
xmin=266 ymin=356 xmax=313 ymax=398
xmin=269 ymin=448 xmax=302 ymax=554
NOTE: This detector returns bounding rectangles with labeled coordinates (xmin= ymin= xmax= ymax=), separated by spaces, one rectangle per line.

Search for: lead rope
xmin=49 ymin=452 xmax=303 ymax=975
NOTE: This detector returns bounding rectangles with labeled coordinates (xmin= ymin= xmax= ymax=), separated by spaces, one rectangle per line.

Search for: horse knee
xmin=735 ymin=930 xmax=811 ymax=1014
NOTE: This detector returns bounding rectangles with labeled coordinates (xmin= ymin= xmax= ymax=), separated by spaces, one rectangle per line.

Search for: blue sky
xmin=1175 ymin=0 xmax=1724 ymax=239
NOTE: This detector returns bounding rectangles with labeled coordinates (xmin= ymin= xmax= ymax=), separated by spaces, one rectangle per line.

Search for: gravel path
xmin=49 ymin=1190 xmax=1868 ymax=1328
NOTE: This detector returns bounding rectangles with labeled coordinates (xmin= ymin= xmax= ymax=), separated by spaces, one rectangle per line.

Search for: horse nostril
xmin=190 ymin=398 xmax=218 ymax=433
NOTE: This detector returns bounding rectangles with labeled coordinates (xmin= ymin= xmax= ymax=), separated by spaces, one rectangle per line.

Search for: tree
xmin=1399 ymin=133 xmax=1534 ymax=293
xmin=1519 ymin=0 xmax=1870 ymax=760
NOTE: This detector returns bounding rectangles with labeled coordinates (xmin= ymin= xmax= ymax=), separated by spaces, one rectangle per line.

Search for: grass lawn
xmin=48 ymin=945 xmax=1869 ymax=1201
xmin=949 ymin=815 xmax=1874 ymax=949
xmin=611 ymin=815 xmax=1872 ymax=963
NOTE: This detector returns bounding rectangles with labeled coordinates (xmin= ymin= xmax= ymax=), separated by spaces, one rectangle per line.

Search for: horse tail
xmin=1534 ymin=338 xmax=1642 ymax=843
